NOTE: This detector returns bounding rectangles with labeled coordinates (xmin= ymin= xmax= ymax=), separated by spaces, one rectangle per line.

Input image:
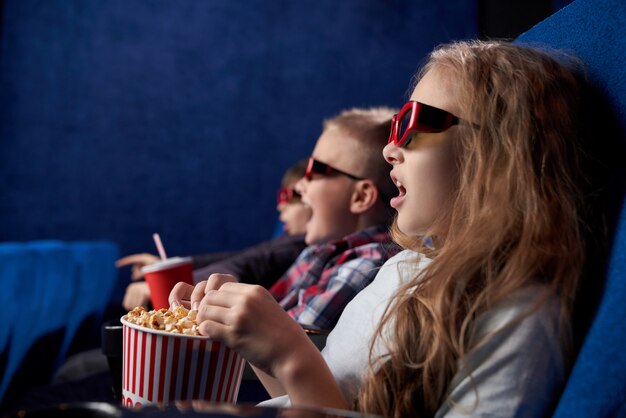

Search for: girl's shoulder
xmin=383 ymin=248 xmax=431 ymax=267
xmin=378 ymin=249 xmax=432 ymax=284
xmin=473 ymin=283 xmax=562 ymax=346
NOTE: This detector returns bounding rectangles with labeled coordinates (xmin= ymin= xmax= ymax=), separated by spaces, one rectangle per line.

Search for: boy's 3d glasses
xmin=277 ymin=186 xmax=301 ymax=205
xmin=304 ymin=157 xmax=363 ymax=181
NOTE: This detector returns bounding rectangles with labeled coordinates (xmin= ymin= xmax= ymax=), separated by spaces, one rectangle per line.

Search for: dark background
xmin=0 ymin=0 xmax=571 ymax=304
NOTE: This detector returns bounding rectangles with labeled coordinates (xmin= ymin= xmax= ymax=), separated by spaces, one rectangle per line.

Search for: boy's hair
xmin=281 ymin=158 xmax=308 ymax=187
xmin=359 ymin=41 xmax=587 ymax=417
xmin=323 ymin=107 xmax=397 ymax=206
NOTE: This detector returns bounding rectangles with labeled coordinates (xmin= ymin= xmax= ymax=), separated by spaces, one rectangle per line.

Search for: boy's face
xmin=295 ymin=127 xmax=362 ymax=245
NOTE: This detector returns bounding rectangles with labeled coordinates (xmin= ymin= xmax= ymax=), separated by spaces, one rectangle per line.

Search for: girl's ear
xmin=350 ymin=179 xmax=379 ymax=214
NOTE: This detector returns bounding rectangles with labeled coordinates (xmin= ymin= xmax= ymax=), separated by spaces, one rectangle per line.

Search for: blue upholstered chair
xmin=0 ymin=240 xmax=119 ymax=407
xmin=517 ymin=0 xmax=626 ymax=415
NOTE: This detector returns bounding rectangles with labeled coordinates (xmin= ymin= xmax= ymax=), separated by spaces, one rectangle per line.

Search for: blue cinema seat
xmin=0 ymin=240 xmax=119 ymax=408
xmin=517 ymin=0 xmax=626 ymax=415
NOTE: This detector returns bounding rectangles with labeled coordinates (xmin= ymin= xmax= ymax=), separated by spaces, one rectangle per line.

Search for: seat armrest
xmin=302 ymin=323 xmax=329 ymax=351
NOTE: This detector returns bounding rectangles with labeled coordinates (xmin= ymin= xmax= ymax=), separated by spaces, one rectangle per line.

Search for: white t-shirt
xmin=262 ymin=250 xmax=565 ymax=418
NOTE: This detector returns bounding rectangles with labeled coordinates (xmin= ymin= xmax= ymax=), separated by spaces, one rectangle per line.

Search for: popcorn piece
xmin=125 ymin=306 xmax=201 ymax=336
xmin=187 ymin=310 xmax=197 ymax=321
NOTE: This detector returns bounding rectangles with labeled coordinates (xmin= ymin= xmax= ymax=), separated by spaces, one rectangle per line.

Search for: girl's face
xmin=277 ymin=195 xmax=312 ymax=235
xmin=383 ymin=68 xmax=460 ymax=237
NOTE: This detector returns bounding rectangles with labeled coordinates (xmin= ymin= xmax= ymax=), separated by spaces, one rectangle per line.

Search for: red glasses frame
xmin=277 ymin=186 xmax=301 ymax=205
xmin=304 ymin=157 xmax=363 ymax=181
xmin=388 ymin=101 xmax=460 ymax=147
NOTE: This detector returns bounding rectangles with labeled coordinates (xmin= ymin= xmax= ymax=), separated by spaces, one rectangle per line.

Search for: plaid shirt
xmin=269 ymin=225 xmax=400 ymax=329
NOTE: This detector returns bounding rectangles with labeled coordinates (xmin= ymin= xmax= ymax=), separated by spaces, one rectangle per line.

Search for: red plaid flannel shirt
xmin=269 ymin=225 xmax=400 ymax=329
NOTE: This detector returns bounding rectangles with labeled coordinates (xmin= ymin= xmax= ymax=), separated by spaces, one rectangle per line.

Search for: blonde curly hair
xmin=358 ymin=40 xmax=587 ymax=418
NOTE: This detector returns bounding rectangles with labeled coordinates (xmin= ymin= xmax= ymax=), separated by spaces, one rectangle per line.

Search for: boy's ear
xmin=350 ymin=180 xmax=379 ymax=214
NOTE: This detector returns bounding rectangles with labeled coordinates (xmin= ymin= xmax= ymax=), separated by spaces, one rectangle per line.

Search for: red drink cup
xmin=142 ymin=257 xmax=193 ymax=309
xmin=120 ymin=316 xmax=245 ymax=408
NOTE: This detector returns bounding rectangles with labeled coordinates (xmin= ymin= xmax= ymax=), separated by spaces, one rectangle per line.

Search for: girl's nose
xmin=383 ymin=142 xmax=403 ymax=164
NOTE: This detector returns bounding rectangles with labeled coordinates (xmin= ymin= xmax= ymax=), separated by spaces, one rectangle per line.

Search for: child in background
xmin=55 ymin=161 xmax=311 ymax=383
xmin=117 ymin=159 xmax=311 ymax=311
xmin=190 ymin=157 xmax=312 ymax=285
xmin=173 ymin=41 xmax=590 ymax=417
xmin=171 ymin=107 xmax=400 ymax=330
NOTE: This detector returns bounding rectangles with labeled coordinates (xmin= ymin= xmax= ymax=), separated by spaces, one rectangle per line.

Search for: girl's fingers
xmin=189 ymin=281 xmax=208 ymax=309
xmin=205 ymin=273 xmax=238 ymax=291
xmin=169 ymin=281 xmax=197 ymax=308
xmin=198 ymin=283 xmax=263 ymax=310
xmin=219 ymin=281 xmax=254 ymax=293
xmin=198 ymin=289 xmax=240 ymax=312
xmin=197 ymin=317 xmax=231 ymax=340
xmin=196 ymin=303 xmax=231 ymax=325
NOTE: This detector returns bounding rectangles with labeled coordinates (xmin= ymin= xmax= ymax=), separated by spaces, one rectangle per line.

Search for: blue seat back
xmin=516 ymin=0 xmax=626 ymax=415
xmin=0 ymin=240 xmax=119 ymax=405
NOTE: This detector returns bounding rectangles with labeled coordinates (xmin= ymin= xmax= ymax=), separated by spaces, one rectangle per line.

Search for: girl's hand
xmin=174 ymin=280 xmax=348 ymax=409
xmin=195 ymin=282 xmax=310 ymax=377
xmin=168 ymin=273 xmax=238 ymax=310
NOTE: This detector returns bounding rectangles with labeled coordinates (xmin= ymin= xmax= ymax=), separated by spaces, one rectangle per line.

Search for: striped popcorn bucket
xmin=120 ymin=316 xmax=245 ymax=408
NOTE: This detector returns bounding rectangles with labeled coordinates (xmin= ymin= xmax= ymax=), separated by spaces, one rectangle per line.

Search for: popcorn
xmin=125 ymin=305 xmax=200 ymax=335
xmin=122 ymin=305 xmax=245 ymax=406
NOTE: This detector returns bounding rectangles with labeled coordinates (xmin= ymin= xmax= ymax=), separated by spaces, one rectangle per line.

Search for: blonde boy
xmin=171 ymin=107 xmax=399 ymax=329
xmin=267 ymin=107 xmax=399 ymax=328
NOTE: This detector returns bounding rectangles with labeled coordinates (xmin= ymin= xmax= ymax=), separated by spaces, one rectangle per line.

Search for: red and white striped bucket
xmin=120 ymin=316 xmax=245 ymax=408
